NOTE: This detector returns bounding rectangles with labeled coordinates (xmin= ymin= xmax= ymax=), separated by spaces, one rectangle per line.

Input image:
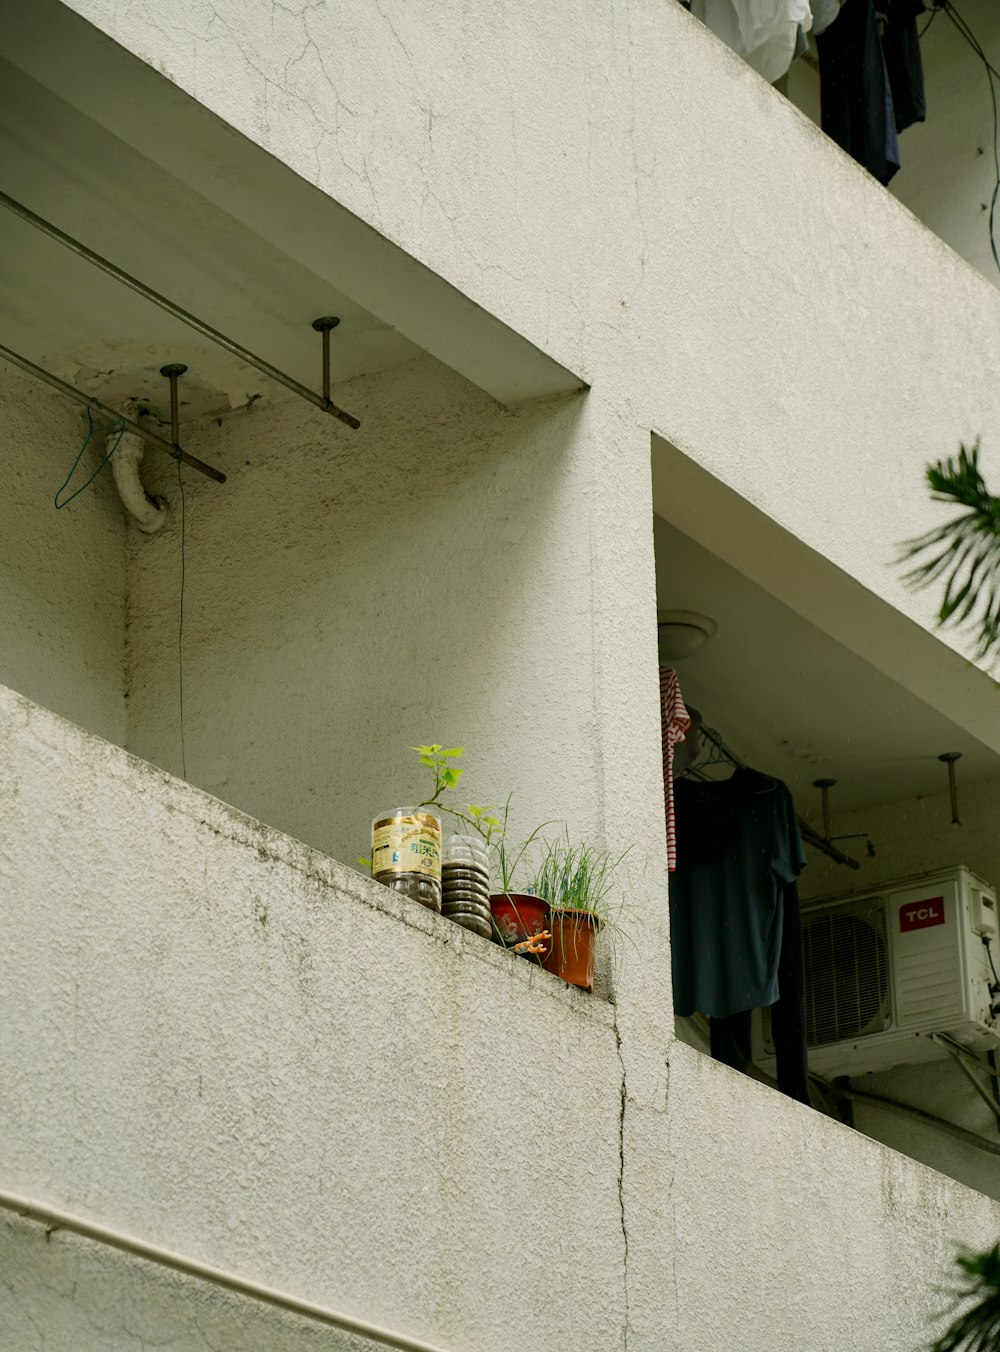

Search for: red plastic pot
xmin=542 ymin=910 xmax=602 ymax=992
xmin=489 ymin=893 xmax=551 ymax=961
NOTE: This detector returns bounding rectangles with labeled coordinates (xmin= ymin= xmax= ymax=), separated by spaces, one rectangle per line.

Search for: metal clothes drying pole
xmin=694 ymin=724 xmax=861 ymax=870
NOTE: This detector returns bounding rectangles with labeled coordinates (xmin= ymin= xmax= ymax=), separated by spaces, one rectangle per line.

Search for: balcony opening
xmin=652 ymin=437 xmax=1000 ymax=1199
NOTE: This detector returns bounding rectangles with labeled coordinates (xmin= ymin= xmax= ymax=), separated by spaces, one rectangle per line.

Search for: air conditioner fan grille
xmin=802 ymin=906 xmax=890 ymax=1046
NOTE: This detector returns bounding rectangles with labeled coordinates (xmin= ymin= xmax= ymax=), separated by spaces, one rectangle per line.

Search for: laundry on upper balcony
xmin=684 ymin=0 xmax=927 ymax=184
xmin=816 ymin=0 xmax=926 ymax=183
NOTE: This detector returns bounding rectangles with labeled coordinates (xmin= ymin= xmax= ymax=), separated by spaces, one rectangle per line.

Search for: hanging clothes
xmin=692 ymin=0 xmax=813 ymax=83
xmin=669 ymin=765 xmax=811 ymax=1104
xmin=708 ymin=879 xmax=811 ymax=1105
xmin=878 ymin=0 xmax=927 ymax=133
xmin=659 ymin=667 xmax=691 ymax=873
xmin=670 ymin=767 xmax=805 ymax=1016
xmin=811 ymin=0 xmax=844 ymax=37
xmin=816 ymin=0 xmax=900 ymax=184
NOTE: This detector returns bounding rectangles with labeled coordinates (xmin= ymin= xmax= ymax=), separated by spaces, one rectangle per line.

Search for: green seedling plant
xmin=410 ymin=746 xmax=542 ymax=891
xmin=411 ymin=743 xmax=465 ymax=804
xmin=356 ymin=742 xmax=465 ymax=870
xmin=361 ymin=743 xmax=555 ymax=916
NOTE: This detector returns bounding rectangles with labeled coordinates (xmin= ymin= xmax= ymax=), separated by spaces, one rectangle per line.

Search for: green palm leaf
xmin=932 ymin=1246 xmax=1000 ymax=1352
xmin=902 ymin=442 xmax=1000 ymax=660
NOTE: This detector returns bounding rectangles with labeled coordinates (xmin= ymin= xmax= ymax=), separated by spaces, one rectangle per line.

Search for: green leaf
xmin=442 ymin=747 xmax=464 ymax=758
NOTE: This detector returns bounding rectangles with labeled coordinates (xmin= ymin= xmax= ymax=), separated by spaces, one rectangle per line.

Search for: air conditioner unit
xmin=754 ymin=865 xmax=1000 ymax=1078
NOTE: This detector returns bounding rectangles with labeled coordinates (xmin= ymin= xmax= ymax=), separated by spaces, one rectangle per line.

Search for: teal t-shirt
xmin=669 ymin=768 xmax=806 ymax=1019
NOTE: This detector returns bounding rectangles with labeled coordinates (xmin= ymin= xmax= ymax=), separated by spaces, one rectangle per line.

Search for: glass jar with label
xmin=371 ymin=806 xmax=442 ymax=912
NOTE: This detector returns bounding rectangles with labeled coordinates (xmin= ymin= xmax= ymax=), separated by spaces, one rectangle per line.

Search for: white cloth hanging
xmin=693 ymin=0 xmax=813 ymax=82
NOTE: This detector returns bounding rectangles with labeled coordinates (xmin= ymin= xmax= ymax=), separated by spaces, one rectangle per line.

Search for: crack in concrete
xmin=612 ymin=1003 xmax=631 ymax=1352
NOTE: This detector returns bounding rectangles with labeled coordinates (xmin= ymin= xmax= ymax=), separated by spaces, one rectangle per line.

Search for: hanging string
xmin=176 ymin=459 xmax=188 ymax=782
xmin=54 ymin=408 xmax=126 ymax=510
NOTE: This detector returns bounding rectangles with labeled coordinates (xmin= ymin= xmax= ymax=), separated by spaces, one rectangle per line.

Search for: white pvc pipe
xmin=110 ymin=428 xmax=169 ymax=533
xmin=0 ymin=1190 xmax=451 ymax=1352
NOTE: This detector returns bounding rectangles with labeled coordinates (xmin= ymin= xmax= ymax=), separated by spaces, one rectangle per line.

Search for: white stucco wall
xmin=122 ymin=356 xmax=603 ymax=868
xmin=5 ymin=686 xmax=1000 ymax=1350
xmin=0 ymin=684 xmax=626 ymax=1352
xmin=54 ymin=0 xmax=1000 ymax=693
xmin=784 ymin=0 xmax=1000 ymax=288
xmin=0 ymin=362 xmax=126 ymax=744
xmin=7 ymin=3 xmax=1000 ymax=1347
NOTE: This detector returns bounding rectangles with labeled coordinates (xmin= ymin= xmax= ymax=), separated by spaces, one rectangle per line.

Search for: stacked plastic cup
xmin=441 ymin=834 xmax=492 ymax=939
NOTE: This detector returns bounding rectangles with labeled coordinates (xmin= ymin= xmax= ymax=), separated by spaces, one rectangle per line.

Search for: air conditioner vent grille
xmin=802 ymin=904 xmax=891 ymax=1046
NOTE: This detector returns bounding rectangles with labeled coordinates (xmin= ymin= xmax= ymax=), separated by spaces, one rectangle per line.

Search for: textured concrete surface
xmin=0 ymin=685 xmax=624 ymax=1352
xmin=121 ymin=357 xmax=606 ymax=870
xmin=667 ymin=1041 xmax=1000 ymax=1352
xmin=57 ymin=0 xmax=1000 ymax=682
xmin=5 ymin=1 xmax=1000 ymax=1347
xmin=6 ymin=689 xmax=1000 ymax=1351
xmin=0 ymin=363 xmax=126 ymax=744
xmin=0 ymin=1211 xmax=374 ymax=1352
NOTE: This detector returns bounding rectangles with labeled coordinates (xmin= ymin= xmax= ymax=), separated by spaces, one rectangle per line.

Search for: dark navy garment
xmin=879 ymin=0 xmax=927 ymax=134
xmin=669 ymin=768 xmax=806 ymax=1019
xmin=816 ymin=0 xmax=900 ymax=185
xmin=708 ymin=881 xmax=811 ymax=1105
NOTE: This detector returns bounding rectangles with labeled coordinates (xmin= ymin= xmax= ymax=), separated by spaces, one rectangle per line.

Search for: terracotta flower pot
xmin=543 ymin=909 xmax=602 ymax=992
xmin=489 ymin=893 xmax=551 ymax=961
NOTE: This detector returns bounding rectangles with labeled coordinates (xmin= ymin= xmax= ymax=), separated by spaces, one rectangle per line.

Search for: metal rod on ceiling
xmin=0 ymin=341 xmax=226 ymax=484
xmin=0 ymin=188 xmax=361 ymax=431
xmin=813 ymin=778 xmax=836 ymax=841
xmin=939 ymin=752 xmax=962 ymax=825
xmin=696 ymin=725 xmax=861 ymax=870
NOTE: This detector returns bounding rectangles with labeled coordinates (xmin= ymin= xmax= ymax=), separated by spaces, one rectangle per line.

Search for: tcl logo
xmin=899 ymin=897 xmax=945 ymax=932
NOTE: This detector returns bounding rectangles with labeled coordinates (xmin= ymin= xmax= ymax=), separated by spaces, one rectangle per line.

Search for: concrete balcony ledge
xmin=0 ymin=682 xmax=627 ymax=1350
xmin=0 ymin=682 xmax=614 ymax=1029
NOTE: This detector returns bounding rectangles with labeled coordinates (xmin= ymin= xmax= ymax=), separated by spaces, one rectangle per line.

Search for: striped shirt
xmin=660 ymin=666 xmax=691 ymax=872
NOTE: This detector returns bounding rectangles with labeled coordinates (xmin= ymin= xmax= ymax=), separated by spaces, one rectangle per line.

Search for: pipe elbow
xmin=110 ymin=429 xmax=169 ymax=533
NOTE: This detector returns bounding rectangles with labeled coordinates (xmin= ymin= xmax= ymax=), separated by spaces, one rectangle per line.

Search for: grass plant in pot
xmin=530 ymin=834 xmax=630 ymax=992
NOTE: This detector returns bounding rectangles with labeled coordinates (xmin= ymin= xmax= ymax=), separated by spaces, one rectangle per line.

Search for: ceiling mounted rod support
xmin=0 ymin=189 xmax=360 ymax=432
xmin=939 ymin=752 xmax=962 ymax=825
xmin=0 ymin=341 xmax=225 ymax=484
xmin=813 ymin=778 xmax=836 ymax=842
xmin=312 ymin=316 xmax=339 ymax=408
xmin=160 ymin=362 xmax=188 ymax=453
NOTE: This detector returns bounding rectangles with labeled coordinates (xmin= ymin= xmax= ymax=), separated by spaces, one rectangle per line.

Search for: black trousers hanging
xmin=709 ymin=882 xmax=810 ymax=1106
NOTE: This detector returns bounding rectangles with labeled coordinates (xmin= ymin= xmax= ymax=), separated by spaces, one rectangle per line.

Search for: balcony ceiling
xmin=0 ymin=58 xmax=421 ymax=423
xmin=654 ymin=512 xmax=1000 ymax=816
xmin=0 ymin=0 xmax=581 ymax=425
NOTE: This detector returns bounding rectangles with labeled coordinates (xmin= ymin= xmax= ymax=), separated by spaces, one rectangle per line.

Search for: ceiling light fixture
xmin=657 ymin=609 xmax=718 ymax=660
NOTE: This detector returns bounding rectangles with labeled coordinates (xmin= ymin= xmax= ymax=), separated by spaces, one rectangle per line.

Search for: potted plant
xmin=364 ymin=742 xmax=555 ymax=961
xmin=529 ymin=833 xmax=630 ymax=992
xmin=465 ymin=799 xmax=552 ymax=963
xmin=404 ymin=748 xmax=554 ymax=960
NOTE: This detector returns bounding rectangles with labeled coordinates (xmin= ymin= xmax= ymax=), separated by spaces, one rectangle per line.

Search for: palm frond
xmin=932 ymin=1246 xmax=1000 ymax=1352
xmin=902 ymin=442 xmax=1000 ymax=660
